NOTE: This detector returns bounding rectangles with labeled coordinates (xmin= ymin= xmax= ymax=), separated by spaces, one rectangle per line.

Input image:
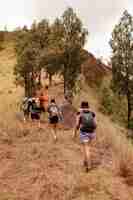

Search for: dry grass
xmin=0 ymin=43 xmax=133 ymax=199
xmin=75 ymin=80 xmax=133 ymax=187
xmin=113 ymin=136 xmax=133 ymax=186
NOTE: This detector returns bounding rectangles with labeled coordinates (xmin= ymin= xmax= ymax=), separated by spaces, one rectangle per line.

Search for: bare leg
xmin=51 ymin=124 xmax=58 ymax=141
xmin=82 ymin=141 xmax=91 ymax=171
xmin=23 ymin=113 xmax=29 ymax=123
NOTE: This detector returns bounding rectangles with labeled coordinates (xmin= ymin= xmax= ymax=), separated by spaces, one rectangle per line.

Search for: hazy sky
xmin=0 ymin=0 xmax=133 ymax=58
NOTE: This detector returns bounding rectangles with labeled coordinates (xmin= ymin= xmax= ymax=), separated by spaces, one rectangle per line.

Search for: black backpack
xmin=80 ymin=111 xmax=96 ymax=133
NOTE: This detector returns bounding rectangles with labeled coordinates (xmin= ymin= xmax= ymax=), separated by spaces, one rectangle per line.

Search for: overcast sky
xmin=0 ymin=0 xmax=133 ymax=58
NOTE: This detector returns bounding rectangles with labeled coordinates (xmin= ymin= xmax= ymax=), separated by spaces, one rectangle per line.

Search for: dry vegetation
xmin=0 ymin=44 xmax=133 ymax=199
xmin=81 ymin=52 xmax=111 ymax=87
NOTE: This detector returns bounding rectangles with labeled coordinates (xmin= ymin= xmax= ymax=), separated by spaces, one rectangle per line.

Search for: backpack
xmin=49 ymin=105 xmax=59 ymax=117
xmin=21 ymin=98 xmax=29 ymax=112
xmin=30 ymin=99 xmax=41 ymax=114
xmin=80 ymin=111 xmax=96 ymax=133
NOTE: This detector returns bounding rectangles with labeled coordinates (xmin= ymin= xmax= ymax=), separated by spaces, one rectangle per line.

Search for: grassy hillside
xmin=0 ymin=44 xmax=133 ymax=200
xmin=0 ymin=42 xmax=23 ymax=120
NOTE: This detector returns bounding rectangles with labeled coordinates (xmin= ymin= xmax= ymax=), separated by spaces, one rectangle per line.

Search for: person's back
xmin=48 ymin=101 xmax=60 ymax=119
xmin=29 ymin=96 xmax=41 ymax=124
xmin=39 ymin=93 xmax=46 ymax=112
xmin=41 ymin=85 xmax=49 ymax=111
xmin=30 ymin=98 xmax=41 ymax=114
xmin=60 ymin=96 xmax=77 ymax=129
xmin=80 ymin=110 xmax=96 ymax=133
xmin=21 ymin=97 xmax=32 ymax=121
xmin=73 ymin=101 xmax=97 ymax=172
xmin=47 ymin=99 xmax=61 ymax=141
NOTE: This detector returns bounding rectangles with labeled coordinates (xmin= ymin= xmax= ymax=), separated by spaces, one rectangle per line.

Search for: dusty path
xmin=0 ymin=83 xmax=133 ymax=199
xmin=0 ymin=122 xmax=109 ymax=200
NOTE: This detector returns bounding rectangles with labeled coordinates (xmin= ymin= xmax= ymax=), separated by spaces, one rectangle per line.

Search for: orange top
xmin=39 ymin=94 xmax=49 ymax=109
xmin=39 ymin=94 xmax=49 ymax=101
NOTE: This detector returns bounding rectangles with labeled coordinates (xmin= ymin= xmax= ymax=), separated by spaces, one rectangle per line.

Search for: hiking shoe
xmin=83 ymin=161 xmax=88 ymax=172
xmin=83 ymin=161 xmax=91 ymax=173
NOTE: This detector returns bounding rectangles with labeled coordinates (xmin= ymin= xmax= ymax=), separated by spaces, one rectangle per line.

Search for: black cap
xmin=80 ymin=101 xmax=89 ymax=109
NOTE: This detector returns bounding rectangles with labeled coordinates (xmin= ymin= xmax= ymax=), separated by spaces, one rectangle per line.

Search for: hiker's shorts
xmin=49 ymin=116 xmax=59 ymax=124
xmin=40 ymin=106 xmax=45 ymax=113
xmin=31 ymin=113 xmax=40 ymax=120
xmin=80 ymin=130 xmax=96 ymax=143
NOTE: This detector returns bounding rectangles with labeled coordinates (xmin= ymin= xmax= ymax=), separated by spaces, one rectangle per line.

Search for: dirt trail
xmin=0 ymin=83 xmax=133 ymax=199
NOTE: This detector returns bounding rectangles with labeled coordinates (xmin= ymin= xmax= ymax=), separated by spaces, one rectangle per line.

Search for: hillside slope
xmin=0 ymin=45 xmax=133 ymax=200
xmin=81 ymin=51 xmax=111 ymax=86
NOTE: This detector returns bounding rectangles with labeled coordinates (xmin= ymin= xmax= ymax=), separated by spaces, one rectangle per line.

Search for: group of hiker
xmin=22 ymin=85 xmax=49 ymax=123
xmin=21 ymin=85 xmax=97 ymax=172
xmin=21 ymin=85 xmax=62 ymax=141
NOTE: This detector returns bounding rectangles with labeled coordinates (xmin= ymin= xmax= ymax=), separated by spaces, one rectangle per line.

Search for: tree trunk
xmin=31 ymin=72 xmax=36 ymax=95
xmin=24 ymin=73 xmax=31 ymax=97
xmin=64 ymin=70 xmax=66 ymax=96
xmin=64 ymin=72 xmax=69 ymax=97
xmin=63 ymin=64 xmax=73 ymax=104
xmin=38 ymin=71 xmax=42 ymax=86
xmin=127 ymin=93 xmax=132 ymax=128
xmin=24 ymin=72 xmax=36 ymax=97
xmin=24 ymin=74 xmax=29 ymax=97
xmin=49 ymin=73 xmax=52 ymax=86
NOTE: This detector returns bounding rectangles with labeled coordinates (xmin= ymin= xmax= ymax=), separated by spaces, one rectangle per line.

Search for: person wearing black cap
xmin=47 ymin=98 xmax=62 ymax=141
xmin=73 ymin=101 xmax=97 ymax=172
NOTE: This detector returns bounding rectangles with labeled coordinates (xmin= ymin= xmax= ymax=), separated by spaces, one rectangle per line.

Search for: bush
xmin=99 ymin=85 xmax=127 ymax=125
xmin=99 ymin=87 xmax=114 ymax=115
xmin=128 ymin=119 xmax=133 ymax=130
xmin=115 ymin=140 xmax=133 ymax=186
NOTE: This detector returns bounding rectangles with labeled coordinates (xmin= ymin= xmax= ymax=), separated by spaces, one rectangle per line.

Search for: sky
xmin=0 ymin=0 xmax=133 ymax=59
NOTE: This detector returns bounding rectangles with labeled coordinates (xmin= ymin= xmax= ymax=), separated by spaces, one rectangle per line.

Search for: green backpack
xmin=80 ymin=111 xmax=96 ymax=132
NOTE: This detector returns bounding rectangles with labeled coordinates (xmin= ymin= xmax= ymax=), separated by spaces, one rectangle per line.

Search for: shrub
xmin=114 ymin=139 xmax=133 ymax=186
xmin=99 ymin=85 xmax=127 ymax=125
xmin=99 ymin=87 xmax=114 ymax=115
xmin=128 ymin=119 xmax=133 ymax=130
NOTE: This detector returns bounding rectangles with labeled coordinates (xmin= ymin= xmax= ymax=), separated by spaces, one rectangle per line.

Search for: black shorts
xmin=31 ymin=113 xmax=40 ymax=120
xmin=49 ymin=116 xmax=59 ymax=124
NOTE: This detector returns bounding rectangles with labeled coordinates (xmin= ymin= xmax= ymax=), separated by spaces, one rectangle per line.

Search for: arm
xmin=73 ymin=113 xmax=80 ymax=138
xmin=58 ymin=106 xmax=63 ymax=122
